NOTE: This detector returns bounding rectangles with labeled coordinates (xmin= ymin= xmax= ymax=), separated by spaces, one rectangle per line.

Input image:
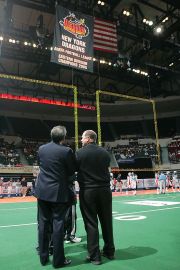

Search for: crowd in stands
xmin=22 ymin=139 xmax=74 ymax=165
xmin=1 ymin=134 xmax=180 ymax=167
xmin=109 ymin=142 xmax=158 ymax=163
xmin=168 ymin=137 xmax=180 ymax=163
xmin=0 ymin=176 xmax=35 ymax=198
xmin=22 ymin=139 xmax=43 ymax=165
xmin=0 ymin=138 xmax=21 ymax=166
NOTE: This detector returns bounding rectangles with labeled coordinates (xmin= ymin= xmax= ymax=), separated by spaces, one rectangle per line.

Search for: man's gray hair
xmin=84 ymin=130 xmax=97 ymax=142
xmin=51 ymin=125 xmax=67 ymax=143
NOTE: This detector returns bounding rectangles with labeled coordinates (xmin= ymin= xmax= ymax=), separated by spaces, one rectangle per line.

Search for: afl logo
xmin=59 ymin=12 xmax=89 ymax=39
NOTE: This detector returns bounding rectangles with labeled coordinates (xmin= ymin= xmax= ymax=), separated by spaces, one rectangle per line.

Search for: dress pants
xmin=79 ymin=187 xmax=115 ymax=261
xmin=37 ymin=199 xmax=69 ymax=267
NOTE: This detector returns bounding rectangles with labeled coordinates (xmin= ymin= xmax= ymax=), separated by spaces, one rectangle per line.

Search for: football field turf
xmin=0 ymin=192 xmax=180 ymax=270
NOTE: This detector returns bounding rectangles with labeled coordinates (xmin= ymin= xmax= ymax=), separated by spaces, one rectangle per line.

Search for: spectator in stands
xmin=21 ymin=177 xmax=27 ymax=197
xmin=76 ymin=130 xmax=115 ymax=265
xmin=35 ymin=125 xmax=76 ymax=268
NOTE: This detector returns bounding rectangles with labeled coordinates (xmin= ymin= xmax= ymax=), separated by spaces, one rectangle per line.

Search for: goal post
xmin=96 ymin=90 xmax=161 ymax=170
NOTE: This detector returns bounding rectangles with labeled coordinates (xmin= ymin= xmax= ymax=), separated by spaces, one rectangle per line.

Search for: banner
xmin=51 ymin=6 xmax=94 ymax=72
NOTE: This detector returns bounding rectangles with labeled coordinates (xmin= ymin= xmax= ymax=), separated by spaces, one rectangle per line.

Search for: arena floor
xmin=0 ymin=191 xmax=180 ymax=270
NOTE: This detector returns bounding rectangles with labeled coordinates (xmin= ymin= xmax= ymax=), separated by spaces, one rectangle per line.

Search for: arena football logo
xmin=59 ymin=12 xmax=89 ymax=39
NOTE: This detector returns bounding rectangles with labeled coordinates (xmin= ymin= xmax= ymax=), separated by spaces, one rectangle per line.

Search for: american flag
xmin=93 ymin=17 xmax=118 ymax=54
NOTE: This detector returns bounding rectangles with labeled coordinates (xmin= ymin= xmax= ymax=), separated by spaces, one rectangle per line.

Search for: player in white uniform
xmin=172 ymin=171 xmax=179 ymax=192
xmin=130 ymin=172 xmax=137 ymax=195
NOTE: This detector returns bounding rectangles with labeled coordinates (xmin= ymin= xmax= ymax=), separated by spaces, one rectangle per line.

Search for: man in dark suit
xmin=76 ymin=130 xmax=115 ymax=265
xmin=35 ymin=125 xmax=76 ymax=268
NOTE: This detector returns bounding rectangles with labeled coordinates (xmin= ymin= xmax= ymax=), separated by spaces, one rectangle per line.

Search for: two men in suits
xmin=35 ymin=125 xmax=76 ymax=268
xmin=76 ymin=130 xmax=115 ymax=265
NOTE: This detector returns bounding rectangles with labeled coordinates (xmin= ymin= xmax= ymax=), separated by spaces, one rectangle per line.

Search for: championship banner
xmin=51 ymin=6 xmax=94 ymax=72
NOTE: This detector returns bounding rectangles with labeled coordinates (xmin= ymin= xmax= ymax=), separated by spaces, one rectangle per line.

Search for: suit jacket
xmin=35 ymin=141 xmax=76 ymax=202
xmin=76 ymin=143 xmax=111 ymax=189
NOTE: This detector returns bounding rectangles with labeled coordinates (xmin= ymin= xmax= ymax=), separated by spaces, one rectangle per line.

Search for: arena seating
xmin=0 ymin=138 xmax=21 ymax=166
xmin=168 ymin=137 xmax=180 ymax=163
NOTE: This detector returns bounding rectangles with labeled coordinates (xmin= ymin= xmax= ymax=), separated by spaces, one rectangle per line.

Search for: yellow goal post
xmin=96 ymin=90 xmax=161 ymax=170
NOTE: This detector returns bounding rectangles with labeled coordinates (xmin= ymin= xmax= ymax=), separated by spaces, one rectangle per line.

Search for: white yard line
xmin=113 ymin=206 xmax=180 ymax=216
xmin=0 ymin=207 xmax=36 ymax=211
xmin=0 ymin=218 xmax=83 ymax=229
xmin=0 ymin=222 xmax=37 ymax=228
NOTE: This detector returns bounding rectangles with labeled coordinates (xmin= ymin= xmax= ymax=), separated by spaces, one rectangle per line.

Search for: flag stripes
xmin=93 ymin=18 xmax=118 ymax=54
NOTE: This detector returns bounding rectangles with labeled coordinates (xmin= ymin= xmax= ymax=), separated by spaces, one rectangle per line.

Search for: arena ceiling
xmin=0 ymin=0 xmax=180 ymax=104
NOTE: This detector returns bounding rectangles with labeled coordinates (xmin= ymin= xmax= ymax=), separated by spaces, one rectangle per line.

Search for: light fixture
xmin=123 ymin=10 xmax=131 ymax=16
xmin=132 ymin=68 xmax=148 ymax=76
xmin=162 ymin=17 xmax=168 ymax=23
xmin=154 ymin=26 xmax=163 ymax=34
xmin=169 ymin=62 xmax=174 ymax=67
xmin=100 ymin=59 xmax=105 ymax=64
xmin=0 ymin=36 xmax=4 ymax=41
xmin=98 ymin=0 xmax=105 ymax=5
xmin=143 ymin=18 xmax=153 ymax=26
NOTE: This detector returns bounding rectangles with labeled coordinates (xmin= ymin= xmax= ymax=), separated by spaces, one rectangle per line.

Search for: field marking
xmin=0 ymin=207 xmax=36 ymax=211
xmin=113 ymin=206 xmax=180 ymax=217
xmin=113 ymin=194 xmax=180 ymax=203
xmin=0 ymin=218 xmax=83 ymax=229
xmin=0 ymin=223 xmax=37 ymax=228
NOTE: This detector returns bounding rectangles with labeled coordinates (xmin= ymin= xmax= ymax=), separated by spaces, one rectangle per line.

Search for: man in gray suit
xmin=35 ymin=125 xmax=76 ymax=268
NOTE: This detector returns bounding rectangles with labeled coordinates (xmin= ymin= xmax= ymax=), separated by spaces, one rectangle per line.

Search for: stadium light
xmin=123 ymin=10 xmax=131 ymax=16
xmin=98 ymin=1 xmax=105 ymax=5
xmin=143 ymin=18 xmax=153 ymax=26
xmin=162 ymin=17 xmax=168 ymax=23
xmin=154 ymin=26 xmax=163 ymax=34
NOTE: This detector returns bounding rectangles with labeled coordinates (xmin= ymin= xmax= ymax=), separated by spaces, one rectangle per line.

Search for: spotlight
xmin=98 ymin=1 xmax=105 ymax=5
xmin=154 ymin=26 xmax=163 ymax=34
xmin=143 ymin=18 xmax=153 ymax=26
xmin=162 ymin=17 xmax=168 ymax=23
xmin=148 ymin=21 xmax=153 ymax=26
xmin=123 ymin=10 xmax=131 ymax=16
xmin=100 ymin=59 xmax=105 ymax=64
